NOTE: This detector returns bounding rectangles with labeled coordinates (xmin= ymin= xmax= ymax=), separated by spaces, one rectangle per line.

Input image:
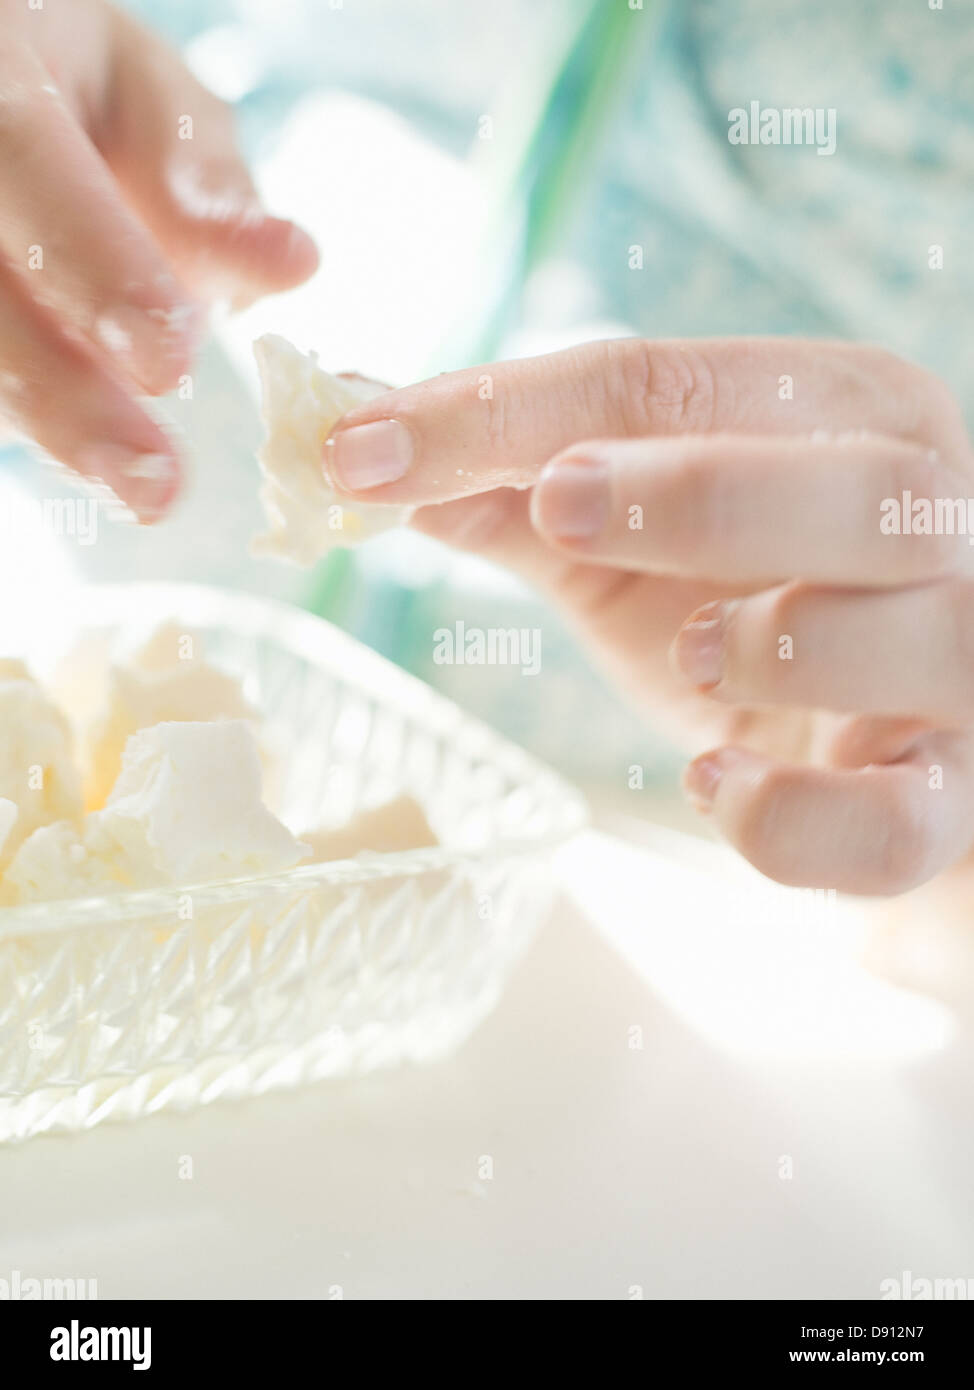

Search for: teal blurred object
xmin=432 ymin=0 xmax=652 ymax=370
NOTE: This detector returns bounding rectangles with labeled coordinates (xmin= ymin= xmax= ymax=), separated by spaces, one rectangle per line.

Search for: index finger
xmin=322 ymin=338 xmax=971 ymax=507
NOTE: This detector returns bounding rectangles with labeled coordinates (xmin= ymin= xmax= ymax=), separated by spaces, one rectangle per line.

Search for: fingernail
xmin=671 ymin=600 xmax=732 ymax=688
xmin=531 ymin=458 xmax=610 ymax=539
xmin=73 ymin=444 xmax=179 ymax=523
xmin=683 ymin=752 xmax=727 ymax=811
xmin=95 ymin=300 xmax=205 ymax=394
xmin=327 ymin=419 xmax=413 ymax=491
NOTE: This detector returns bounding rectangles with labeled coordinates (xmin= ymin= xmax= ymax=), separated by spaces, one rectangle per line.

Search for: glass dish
xmin=0 ymin=584 xmax=586 ymax=1142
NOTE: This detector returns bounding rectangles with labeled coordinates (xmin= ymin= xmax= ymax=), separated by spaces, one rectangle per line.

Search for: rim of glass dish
xmin=0 ymin=582 xmax=588 ymax=940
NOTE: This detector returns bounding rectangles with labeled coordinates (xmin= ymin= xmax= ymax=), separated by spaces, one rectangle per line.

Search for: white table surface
xmin=3 ymin=828 xmax=973 ymax=1300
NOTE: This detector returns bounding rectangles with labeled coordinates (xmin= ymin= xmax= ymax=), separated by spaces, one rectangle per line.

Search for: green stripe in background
xmin=445 ymin=0 xmax=652 ymax=369
xmin=308 ymin=1 xmax=654 ymax=654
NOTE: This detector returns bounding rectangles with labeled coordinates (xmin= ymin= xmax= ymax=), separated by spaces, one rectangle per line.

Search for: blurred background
xmin=3 ymin=0 xmax=974 ymax=827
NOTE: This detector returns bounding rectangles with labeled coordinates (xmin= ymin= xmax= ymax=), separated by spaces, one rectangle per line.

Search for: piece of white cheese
xmin=0 ymin=674 xmax=82 ymax=865
xmin=252 ymin=333 xmax=412 ymax=565
xmin=3 ymin=821 xmax=123 ymax=903
xmin=85 ymin=720 xmax=307 ymax=889
xmin=84 ymin=641 xmax=257 ymax=811
xmin=300 ymin=796 xmax=438 ymax=863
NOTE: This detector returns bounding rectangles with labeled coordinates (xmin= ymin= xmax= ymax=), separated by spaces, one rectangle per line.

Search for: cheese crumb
xmin=84 ymin=628 xmax=257 ymax=810
xmin=252 ymin=333 xmax=411 ymax=565
xmin=4 ymin=821 xmax=122 ymax=903
xmin=85 ymin=661 xmax=257 ymax=812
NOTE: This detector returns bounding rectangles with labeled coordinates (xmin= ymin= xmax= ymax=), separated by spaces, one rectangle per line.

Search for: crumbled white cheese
xmin=85 ymin=720 xmax=307 ymax=889
xmin=86 ymin=660 xmax=257 ymax=811
xmin=4 ymin=821 xmax=123 ymax=903
xmin=252 ymin=333 xmax=412 ymax=565
xmin=0 ymin=644 xmax=436 ymax=907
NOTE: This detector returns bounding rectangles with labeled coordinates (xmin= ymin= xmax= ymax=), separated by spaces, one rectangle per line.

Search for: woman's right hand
xmin=322 ymin=336 xmax=974 ymax=896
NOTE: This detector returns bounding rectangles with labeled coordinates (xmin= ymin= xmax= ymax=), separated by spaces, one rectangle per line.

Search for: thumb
xmin=102 ymin=10 xmax=318 ymax=305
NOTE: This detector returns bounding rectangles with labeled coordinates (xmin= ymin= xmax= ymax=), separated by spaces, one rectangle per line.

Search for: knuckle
xmin=611 ymin=339 xmax=721 ymax=436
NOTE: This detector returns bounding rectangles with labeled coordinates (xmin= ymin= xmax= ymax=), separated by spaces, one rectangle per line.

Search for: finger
xmin=322 ymin=337 xmax=971 ymax=506
xmin=669 ymin=578 xmax=974 ymax=723
xmin=412 ymin=493 xmax=744 ymax=718
xmin=683 ymin=741 xmax=974 ymax=895
xmin=529 ymin=432 xmax=974 ymax=586
xmin=102 ymin=10 xmax=318 ymax=305
xmin=0 ymin=37 xmax=203 ymax=393
xmin=415 ymin=496 xmax=833 ymax=763
xmin=0 ymin=264 xmax=179 ymax=520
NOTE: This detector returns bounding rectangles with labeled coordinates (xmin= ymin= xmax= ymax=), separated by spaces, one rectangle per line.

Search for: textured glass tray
xmin=0 ymin=584 xmax=586 ymax=1142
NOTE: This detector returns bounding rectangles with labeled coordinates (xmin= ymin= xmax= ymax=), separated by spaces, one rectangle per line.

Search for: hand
xmin=0 ymin=0 xmax=317 ymax=518
xmin=322 ymin=337 xmax=974 ymax=896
